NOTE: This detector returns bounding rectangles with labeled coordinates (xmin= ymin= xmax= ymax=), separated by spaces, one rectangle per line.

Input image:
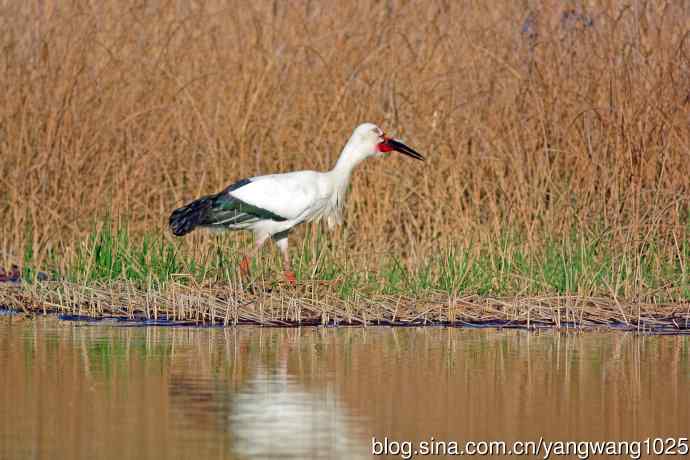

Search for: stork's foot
xmin=283 ymin=270 xmax=297 ymax=286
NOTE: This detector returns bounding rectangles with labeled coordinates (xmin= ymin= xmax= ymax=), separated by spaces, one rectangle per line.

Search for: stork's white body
xmin=231 ymin=164 xmax=353 ymax=239
xmin=169 ymin=122 xmax=424 ymax=283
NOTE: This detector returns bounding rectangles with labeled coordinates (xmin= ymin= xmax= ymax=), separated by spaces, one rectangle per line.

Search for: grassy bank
xmin=6 ymin=222 xmax=690 ymax=302
xmin=12 ymin=224 xmax=690 ymax=301
xmin=2 ymin=224 xmax=689 ymax=330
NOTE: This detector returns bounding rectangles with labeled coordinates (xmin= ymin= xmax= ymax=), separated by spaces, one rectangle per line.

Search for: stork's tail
xmin=169 ymin=195 xmax=215 ymax=236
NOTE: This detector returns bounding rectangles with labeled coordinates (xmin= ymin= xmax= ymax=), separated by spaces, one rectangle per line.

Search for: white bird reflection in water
xmin=229 ymin=362 xmax=369 ymax=460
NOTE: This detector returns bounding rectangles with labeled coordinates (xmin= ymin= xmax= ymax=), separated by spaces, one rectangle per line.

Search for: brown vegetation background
xmin=1 ymin=0 xmax=689 ymax=270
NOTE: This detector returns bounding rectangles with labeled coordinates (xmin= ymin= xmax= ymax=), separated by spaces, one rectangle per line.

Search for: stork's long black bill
xmin=386 ymin=138 xmax=425 ymax=161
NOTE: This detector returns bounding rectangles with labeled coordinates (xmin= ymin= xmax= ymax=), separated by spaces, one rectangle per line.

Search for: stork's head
xmin=349 ymin=123 xmax=425 ymax=161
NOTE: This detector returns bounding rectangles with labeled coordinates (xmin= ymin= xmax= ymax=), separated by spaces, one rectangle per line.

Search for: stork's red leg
xmin=283 ymin=270 xmax=297 ymax=286
xmin=275 ymin=237 xmax=296 ymax=286
xmin=239 ymin=256 xmax=251 ymax=277
xmin=238 ymin=235 xmax=269 ymax=279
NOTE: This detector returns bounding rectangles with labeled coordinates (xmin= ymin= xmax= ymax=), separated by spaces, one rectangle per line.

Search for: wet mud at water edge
xmin=1 ymin=315 xmax=688 ymax=460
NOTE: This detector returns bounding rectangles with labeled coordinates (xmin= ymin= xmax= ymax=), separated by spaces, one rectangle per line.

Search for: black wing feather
xmin=169 ymin=178 xmax=287 ymax=236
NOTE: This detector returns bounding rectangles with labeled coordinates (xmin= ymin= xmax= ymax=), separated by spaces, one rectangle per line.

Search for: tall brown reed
xmin=1 ymin=1 xmax=688 ymax=291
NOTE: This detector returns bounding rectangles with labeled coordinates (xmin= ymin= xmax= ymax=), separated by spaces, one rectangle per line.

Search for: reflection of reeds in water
xmin=1 ymin=0 xmax=689 ymax=305
xmin=1 ymin=318 xmax=689 ymax=460
xmin=331 ymin=328 xmax=690 ymax=441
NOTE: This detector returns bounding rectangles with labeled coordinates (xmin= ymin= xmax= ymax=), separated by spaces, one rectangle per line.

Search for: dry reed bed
xmin=1 ymin=1 xmax=689 ymax=301
xmin=2 ymin=282 xmax=689 ymax=332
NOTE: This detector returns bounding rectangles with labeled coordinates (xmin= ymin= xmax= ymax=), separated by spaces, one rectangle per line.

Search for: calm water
xmin=1 ymin=315 xmax=688 ymax=459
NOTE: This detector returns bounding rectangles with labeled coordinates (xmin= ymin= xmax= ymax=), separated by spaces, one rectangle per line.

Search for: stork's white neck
xmin=330 ymin=141 xmax=368 ymax=180
xmin=318 ymin=141 xmax=369 ymax=227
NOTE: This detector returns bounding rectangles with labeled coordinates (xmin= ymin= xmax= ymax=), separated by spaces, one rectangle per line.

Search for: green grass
xmin=18 ymin=222 xmax=690 ymax=303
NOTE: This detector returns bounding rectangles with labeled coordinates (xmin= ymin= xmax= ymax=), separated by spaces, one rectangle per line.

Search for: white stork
xmin=169 ymin=123 xmax=424 ymax=285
